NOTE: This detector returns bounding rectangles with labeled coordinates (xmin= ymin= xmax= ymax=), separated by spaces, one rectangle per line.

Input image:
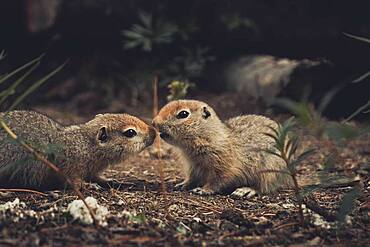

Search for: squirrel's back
xmin=226 ymin=114 xmax=291 ymax=193
xmin=0 ymin=111 xmax=66 ymax=188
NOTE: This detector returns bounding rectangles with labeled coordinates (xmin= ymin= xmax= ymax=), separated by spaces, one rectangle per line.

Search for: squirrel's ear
xmin=97 ymin=126 xmax=109 ymax=143
xmin=202 ymin=106 xmax=211 ymax=119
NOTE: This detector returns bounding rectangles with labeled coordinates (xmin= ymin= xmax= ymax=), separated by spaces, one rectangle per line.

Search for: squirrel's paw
xmin=99 ymin=178 xmax=122 ymax=189
xmin=88 ymin=176 xmax=122 ymax=189
xmin=85 ymin=182 xmax=103 ymax=191
xmin=230 ymin=187 xmax=257 ymax=199
xmin=191 ymin=187 xmax=215 ymax=196
xmin=174 ymin=181 xmax=189 ymax=191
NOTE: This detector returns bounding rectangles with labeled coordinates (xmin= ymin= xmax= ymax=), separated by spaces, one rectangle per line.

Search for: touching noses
xmin=152 ymin=116 xmax=161 ymax=129
xmin=147 ymin=126 xmax=157 ymax=146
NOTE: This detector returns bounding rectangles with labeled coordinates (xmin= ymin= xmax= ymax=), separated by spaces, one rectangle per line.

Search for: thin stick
xmin=153 ymin=76 xmax=158 ymax=117
xmin=0 ymin=119 xmax=98 ymax=226
xmin=0 ymin=188 xmax=47 ymax=196
xmin=152 ymin=76 xmax=166 ymax=193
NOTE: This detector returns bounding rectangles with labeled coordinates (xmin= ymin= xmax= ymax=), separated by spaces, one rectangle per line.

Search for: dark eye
xmin=123 ymin=129 xmax=137 ymax=138
xmin=176 ymin=110 xmax=189 ymax=119
xmin=98 ymin=127 xmax=108 ymax=143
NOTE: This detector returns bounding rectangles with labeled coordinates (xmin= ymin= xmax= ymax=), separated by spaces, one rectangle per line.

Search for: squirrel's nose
xmin=146 ymin=126 xmax=157 ymax=146
xmin=152 ymin=116 xmax=161 ymax=129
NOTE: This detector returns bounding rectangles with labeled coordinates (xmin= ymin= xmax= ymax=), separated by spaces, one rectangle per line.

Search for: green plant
xmin=273 ymin=84 xmax=342 ymax=137
xmin=274 ymin=93 xmax=369 ymax=145
xmin=122 ymin=11 xmax=178 ymax=52
xmin=264 ymin=117 xmax=315 ymax=226
xmin=167 ymin=80 xmax=194 ymax=102
xmin=221 ymin=13 xmax=257 ymax=32
xmin=168 ymin=46 xmax=215 ymax=80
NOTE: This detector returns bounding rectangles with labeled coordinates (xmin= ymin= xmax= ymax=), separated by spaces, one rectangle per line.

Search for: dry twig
xmin=0 ymin=188 xmax=47 ymax=196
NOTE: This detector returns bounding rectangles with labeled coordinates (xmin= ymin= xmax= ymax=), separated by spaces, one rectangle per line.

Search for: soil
xmin=0 ymin=96 xmax=369 ymax=247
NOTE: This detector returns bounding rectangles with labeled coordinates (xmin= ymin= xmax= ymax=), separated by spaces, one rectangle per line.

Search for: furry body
xmin=153 ymin=100 xmax=292 ymax=194
xmin=0 ymin=111 xmax=155 ymax=189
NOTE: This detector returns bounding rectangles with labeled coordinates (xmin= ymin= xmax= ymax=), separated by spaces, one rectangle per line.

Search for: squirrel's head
xmin=87 ymin=113 xmax=156 ymax=161
xmin=152 ymin=100 xmax=222 ymax=149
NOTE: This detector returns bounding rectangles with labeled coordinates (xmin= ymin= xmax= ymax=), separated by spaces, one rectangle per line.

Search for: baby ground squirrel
xmin=0 ymin=111 xmax=156 ymax=190
xmin=153 ymin=100 xmax=292 ymax=196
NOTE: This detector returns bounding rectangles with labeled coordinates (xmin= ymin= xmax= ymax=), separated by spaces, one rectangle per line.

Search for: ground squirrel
xmin=153 ymin=99 xmax=292 ymax=196
xmin=0 ymin=111 xmax=156 ymax=190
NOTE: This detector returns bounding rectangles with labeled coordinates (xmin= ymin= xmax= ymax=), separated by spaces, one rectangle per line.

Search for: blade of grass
xmin=343 ymin=32 xmax=370 ymax=44
xmin=8 ymin=61 xmax=67 ymax=111
xmin=0 ymin=50 xmax=6 ymax=60
xmin=342 ymin=99 xmax=370 ymax=123
xmin=0 ymin=61 xmax=40 ymax=106
xmin=0 ymin=54 xmax=43 ymax=85
xmin=352 ymin=70 xmax=370 ymax=83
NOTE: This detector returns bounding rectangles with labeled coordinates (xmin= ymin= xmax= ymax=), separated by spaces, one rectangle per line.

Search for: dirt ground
xmin=0 ymin=101 xmax=369 ymax=247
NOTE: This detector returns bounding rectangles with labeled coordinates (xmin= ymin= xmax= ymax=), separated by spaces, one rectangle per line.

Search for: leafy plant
xmin=273 ymin=84 xmax=342 ymax=137
xmin=168 ymin=46 xmax=215 ymax=80
xmin=264 ymin=117 xmax=315 ymax=226
xmin=221 ymin=13 xmax=257 ymax=32
xmin=122 ymin=11 xmax=178 ymax=52
xmin=274 ymin=93 xmax=369 ymax=145
xmin=167 ymin=80 xmax=194 ymax=102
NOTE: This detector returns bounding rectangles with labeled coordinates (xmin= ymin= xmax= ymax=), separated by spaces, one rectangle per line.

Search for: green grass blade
xmin=0 ymin=61 xmax=40 ymax=107
xmin=343 ymin=32 xmax=370 ymax=44
xmin=0 ymin=54 xmax=44 ymax=85
xmin=8 ymin=61 xmax=67 ymax=111
xmin=0 ymin=50 xmax=6 ymax=60
xmin=342 ymin=99 xmax=370 ymax=123
xmin=263 ymin=132 xmax=278 ymax=142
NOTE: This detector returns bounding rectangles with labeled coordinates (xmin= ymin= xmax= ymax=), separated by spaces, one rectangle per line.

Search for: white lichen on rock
xmin=0 ymin=198 xmax=26 ymax=212
xmin=67 ymin=196 xmax=109 ymax=226
xmin=0 ymin=198 xmax=37 ymax=223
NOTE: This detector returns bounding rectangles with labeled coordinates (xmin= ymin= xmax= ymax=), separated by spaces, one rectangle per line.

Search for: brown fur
xmin=153 ymin=100 xmax=292 ymax=194
xmin=0 ymin=111 xmax=156 ymax=190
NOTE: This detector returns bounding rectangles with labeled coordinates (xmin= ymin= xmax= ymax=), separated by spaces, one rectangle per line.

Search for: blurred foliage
xmin=221 ymin=13 xmax=258 ymax=34
xmin=336 ymin=186 xmax=360 ymax=226
xmin=122 ymin=11 xmax=178 ymax=52
xmin=167 ymin=80 xmax=194 ymax=102
xmin=167 ymin=47 xmax=215 ymax=82
xmin=274 ymin=96 xmax=369 ymax=146
xmin=120 ymin=9 xmax=216 ymax=91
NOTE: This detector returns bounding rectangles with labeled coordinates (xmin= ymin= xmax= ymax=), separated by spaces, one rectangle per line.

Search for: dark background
xmin=0 ymin=0 xmax=369 ymax=120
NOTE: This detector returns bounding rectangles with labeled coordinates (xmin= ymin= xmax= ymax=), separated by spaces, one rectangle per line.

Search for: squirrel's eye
xmin=123 ymin=129 xmax=137 ymax=138
xmin=176 ymin=110 xmax=189 ymax=119
xmin=98 ymin=127 xmax=108 ymax=143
